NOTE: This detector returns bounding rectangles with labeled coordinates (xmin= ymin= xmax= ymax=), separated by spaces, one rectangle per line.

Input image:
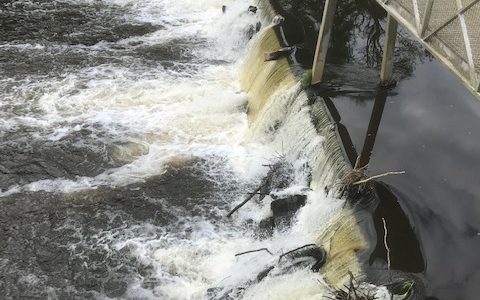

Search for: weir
xmin=0 ymin=0 xmax=452 ymax=298
xmin=238 ymin=0 xmax=385 ymax=294
xmin=229 ymin=0 xmax=431 ymax=298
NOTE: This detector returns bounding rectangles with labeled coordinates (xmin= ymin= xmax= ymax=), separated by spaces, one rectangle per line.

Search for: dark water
xmin=0 ymin=160 xmax=241 ymax=299
xmin=332 ymin=61 xmax=480 ymax=299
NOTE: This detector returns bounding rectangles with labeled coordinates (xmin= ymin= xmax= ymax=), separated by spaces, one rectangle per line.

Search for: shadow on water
xmin=308 ymin=86 xmax=432 ymax=298
xmin=313 ymin=78 xmax=479 ymax=299
xmin=369 ymin=181 xmax=424 ymax=273
xmin=335 ymin=88 xmax=425 ymax=276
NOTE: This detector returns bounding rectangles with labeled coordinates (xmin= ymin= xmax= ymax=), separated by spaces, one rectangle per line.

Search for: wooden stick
xmin=235 ymin=248 xmax=273 ymax=257
xmin=278 ymin=244 xmax=317 ymax=262
xmin=352 ymin=171 xmax=405 ymax=185
xmin=226 ymin=185 xmax=262 ymax=217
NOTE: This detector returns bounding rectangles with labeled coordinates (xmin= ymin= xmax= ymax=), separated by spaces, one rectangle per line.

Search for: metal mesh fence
xmin=397 ymin=0 xmax=414 ymax=14
xmin=436 ymin=17 xmax=468 ymax=62
xmin=427 ymin=0 xmax=458 ymax=33
xmin=380 ymin=0 xmax=480 ymax=91
xmin=464 ymin=2 xmax=480 ymax=73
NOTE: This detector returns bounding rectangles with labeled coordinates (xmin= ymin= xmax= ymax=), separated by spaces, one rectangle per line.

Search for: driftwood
xmin=233 ymin=243 xmax=327 ymax=284
xmin=278 ymin=244 xmax=317 ymax=262
xmin=324 ymin=272 xmax=376 ymax=300
xmin=337 ymin=165 xmax=405 ymax=205
xmin=226 ymin=160 xmax=296 ymax=217
xmin=278 ymin=244 xmax=326 ymax=272
xmin=226 ymin=185 xmax=262 ymax=217
xmin=352 ymin=171 xmax=405 ymax=185
xmin=235 ymin=248 xmax=273 ymax=257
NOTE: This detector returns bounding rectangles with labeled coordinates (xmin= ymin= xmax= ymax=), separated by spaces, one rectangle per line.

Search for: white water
xmin=0 ymin=1 xmax=391 ymax=299
xmin=0 ymin=0 xmax=262 ymax=196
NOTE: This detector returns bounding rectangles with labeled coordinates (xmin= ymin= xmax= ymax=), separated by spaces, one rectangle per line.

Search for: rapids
xmin=1 ymin=1 xmax=391 ymax=299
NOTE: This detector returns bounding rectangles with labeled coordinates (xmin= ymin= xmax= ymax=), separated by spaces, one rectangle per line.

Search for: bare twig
xmin=352 ymin=171 xmax=405 ymax=185
xmin=353 ymin=155 xmax=369 ymax=170
xmin=324 ymin=271 xmax=377 ymax=300
xmin=226 ymin=185 xmax=262 ymax=217
xmin=235 ymin=248 xmax=273 ymax=257
xmin=246 ymin=192 xmax=269 ymax=196
xmin=348 ymin=272 xmax=359 ymax=299
xmin=278 ymin=244 xmax=317 ymax=262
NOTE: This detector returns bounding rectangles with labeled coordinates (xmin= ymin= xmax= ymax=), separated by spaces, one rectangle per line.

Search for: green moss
xmin=301 ymin=69 xmax=312 ymax=88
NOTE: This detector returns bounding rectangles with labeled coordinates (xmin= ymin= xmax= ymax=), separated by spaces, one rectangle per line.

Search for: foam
xmin=0 ymin=1 xmax=391 ymax=299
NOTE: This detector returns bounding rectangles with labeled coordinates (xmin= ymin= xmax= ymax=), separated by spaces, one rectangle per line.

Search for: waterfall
xmin=236 ymin=0 xmax=381 ymax=292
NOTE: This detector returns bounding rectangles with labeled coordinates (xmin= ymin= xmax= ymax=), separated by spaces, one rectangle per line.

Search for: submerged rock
xmin=271 ymin=194 xmax=307 ymax=227
xmin=264 ymin=46 xmax=295 ymax=62
xmin=278 ymin=244 xmax=327 ymax=272
xmin=257 ymin=216 xmax=275 ymax=238
xmin=259 ymin=160 xmax=296 ymax=199
xmin=248 ymin=6 xmax=258 ymax=14
xmin=273 ymin=15 xmax=285 ymax=25
xmin=206 ymin=286 xmax=246 ymax=300
xmin=256 ymin=266 xmax=275 ymax=282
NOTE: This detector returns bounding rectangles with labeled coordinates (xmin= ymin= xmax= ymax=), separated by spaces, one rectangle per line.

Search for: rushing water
xmin=0 ymin=0 xmax=271 ymax=298
xmin=0 ymin=1 xmax=359 ymax=299
xmin=4 ymin=0 xmax=476 ymax=299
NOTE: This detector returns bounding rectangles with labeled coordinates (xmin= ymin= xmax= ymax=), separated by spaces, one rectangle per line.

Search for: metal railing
xmin=377 ymin=0 xmax=480 ymax=93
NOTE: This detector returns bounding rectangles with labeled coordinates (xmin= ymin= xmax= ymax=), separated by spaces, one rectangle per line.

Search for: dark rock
xmin=279 ymin=245 xmax=327 ymax=272
xmin=256 ymin=22 xmax=262 ymax=32
xmin=207 ymin=287 xmax=222 ymax=299
xmin=206 ymin=286 xmax=246 ymax=300
xmin=259 ymin=160 xmax=295 ymax=200
xmin=256 ymin=266 xmax=274 ymax=282
xmin=257 ymin=216 xmax=274 ymax=238
xmin=271 ymin=194 xmax=307 ymax=227
xmin=248 ymin=6 xmax=258 ymax=14
xmin=264 ymin=47 xmax=295 ymax=62
xmin=245 ymin=25 xmax=257 ymax=40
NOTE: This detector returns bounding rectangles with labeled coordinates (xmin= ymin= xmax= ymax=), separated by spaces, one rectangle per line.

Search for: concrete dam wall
xmin=237 ymin=0 xmax=377 ymax=294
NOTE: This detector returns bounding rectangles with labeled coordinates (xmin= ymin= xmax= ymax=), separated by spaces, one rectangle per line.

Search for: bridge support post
xmin=380 ymin=14 xmax=398 ymax=85
xmin=311 ymin=0 xmax=338 ymax=85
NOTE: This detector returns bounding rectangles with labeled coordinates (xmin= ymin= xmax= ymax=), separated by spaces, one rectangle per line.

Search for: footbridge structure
xmin=312 ymin=0 xmax=480 ymax=97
